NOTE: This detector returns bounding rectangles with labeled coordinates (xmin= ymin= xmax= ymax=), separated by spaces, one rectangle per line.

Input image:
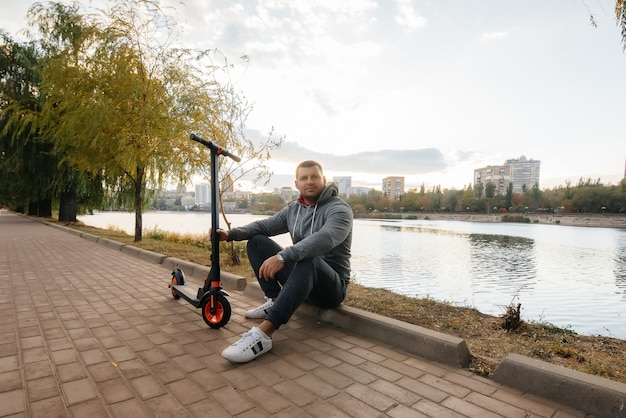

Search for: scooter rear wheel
xmin=202 ymin=293 xmax=231 ymax=328
xmin=170 ymin=277 xmax=181 ymax=299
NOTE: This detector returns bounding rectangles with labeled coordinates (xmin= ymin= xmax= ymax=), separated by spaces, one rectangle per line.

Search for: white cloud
xmin=395 ymin=0 xmax=427 ymax=32
xmin=481 ymin=31 xmax=508 ymax=41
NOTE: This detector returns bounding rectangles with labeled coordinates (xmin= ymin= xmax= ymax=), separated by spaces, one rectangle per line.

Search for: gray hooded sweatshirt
xmin=227 ymin=183 xmax=353 ymax=281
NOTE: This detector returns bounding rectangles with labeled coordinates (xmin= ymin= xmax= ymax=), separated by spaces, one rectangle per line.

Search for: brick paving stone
xmin=210 ymin=385 xmax=256 ymax=416
xmin=368 ymin=379 xmax=423 ymax=405
xmin=418 ymin=373 xmax=472 ymax=398
xmin=379 ymin=357 xmax=424 ymax=379
xmin=442 ymin=369 xmax=500 ymax=396
xmin=24 ymin=360 xmax=54 ymax=381
xmin=0 ymin=388 xmax=25 ymax=416
xmin=441 ymin=395 xmax=504 ymax=418
xmin=47 ymin=337 xmax=73 ymax=352
xmin=166 ymin=378 xmax=208 ymax=406
xmin=304 ymin=400 xmax=352 ymax=418
xmin=294 ymin=373 xmax=342 ymax=399
xmin=30 ymin=396 xmax=67 ymax=418
xmin=0 ymin=370 xmax=22 ymax=392
xmin=188 ymin=369 xmax=229 ymax=393
xmin=386 ymin=403 xmax=430 ymax=418
xmin=334 ymin=362 xmax=377 ymax=385
xmin=185 ymin=398 xmax=232 ymax=418
xmin=99 ymin=378 xmax=136 ymax=404
xmin=80 ymin=348 xmax=109 ymax=366
xmin=328 ymin=347 xmax=368 ymax=366
xmin=300 ymin=349 xmax=342 ymax=369
xmin=130 ymin=375 xmax=167 ymax=400
xmin=244 ymin=385 xmax=294 ymax=415
xmin=50 ymin=349 xmax=78 ymax=366
xmin=328 ymin=391 xmax=383 ymax=417
xmin=272 ymin=380 xmax=319 ymax=408
xmin=0 ymin=342 xmax=17 ymax=358
xmin=67 ymin=399 xmax=111 ymax=418
xmin=396 ymin=375 xmax=449 ymax=403
xmin=55 ymin=362 xmax=87 ymax=383
xmin=86 ymin=361 xmax=121 ymax=383
xmin=346 ymin=382 xmax=399 ymax=412
xmin=117 ymin=359 xmax=150 ymax=379
xmin=413 ymin=398 xmax=466 ymax=417
xmin=108 ymin=398 xmax=151 ymax=418
xmin=27 ymin=376 xmax=60 ymax=402
xmin=358 ymin=360 xmax=404 ymax=382
xmin=144 ymin=394 xmax=187 ymax=417
xmin=61 ymin=378 xmax=97 ymax=405
xmin=273 ymin=406 xmax=311 ymax=418
xmin=464 ymin=391 xmax=532 ymax=418
xmin=311 ymin=366 xmax=354 ymax=390
xmin=268 ymin=359 xmax=306 ymax=380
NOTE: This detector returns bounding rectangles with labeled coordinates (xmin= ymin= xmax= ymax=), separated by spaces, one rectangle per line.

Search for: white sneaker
xmin=221 ymin=327 xmax=272 ymax=363
xmin=245 ymin=297 xmax=274 ymax=319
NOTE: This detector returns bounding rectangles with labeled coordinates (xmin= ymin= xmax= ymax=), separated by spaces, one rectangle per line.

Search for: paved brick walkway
xmin=0 ymin=210 xmax=590 ymax=417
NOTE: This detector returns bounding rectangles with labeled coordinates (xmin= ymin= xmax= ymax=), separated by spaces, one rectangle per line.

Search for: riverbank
xmin=360 ymin=212 xmax=626 ymax=229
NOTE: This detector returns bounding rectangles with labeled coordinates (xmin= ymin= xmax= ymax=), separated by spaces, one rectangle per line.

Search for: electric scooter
xmin=168 ymin=133 xmax=241 ymax=328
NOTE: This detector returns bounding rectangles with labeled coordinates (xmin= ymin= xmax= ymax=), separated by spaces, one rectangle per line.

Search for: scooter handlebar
xmin=189 ymin=133 xmax=242 ymax=162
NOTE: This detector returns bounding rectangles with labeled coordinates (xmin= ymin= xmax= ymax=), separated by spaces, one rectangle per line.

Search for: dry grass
xmin=345 ymin=284 xmax=626 ymax=383
xmin=65 ymin=221 xmax=626 ymax=384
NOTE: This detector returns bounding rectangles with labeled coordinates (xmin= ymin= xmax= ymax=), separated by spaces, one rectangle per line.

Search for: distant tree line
xmin=345 ymin=178 xmax=626 ymax=215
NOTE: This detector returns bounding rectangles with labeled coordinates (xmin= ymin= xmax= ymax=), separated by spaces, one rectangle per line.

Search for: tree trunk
xmin=59 ymin=186 xmax=77 ymax=222
xmin=38 ymin=199 xmax=52 ymax=217
xmin=133 ymin=166 xmax=144 ymax=242
xmin=28 ymin=199 xmax=52 ymax=217
xmin=28 ymin=201 xmax=38 ymax=216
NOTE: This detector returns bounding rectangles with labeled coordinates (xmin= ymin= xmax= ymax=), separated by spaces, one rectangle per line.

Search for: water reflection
xmin=614 ymin=234 xmax=626 ymax=297
xmin=468 ymin=234 xmax=537 ymax=298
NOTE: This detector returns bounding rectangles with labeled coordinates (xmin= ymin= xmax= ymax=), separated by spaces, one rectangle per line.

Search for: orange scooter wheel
xmin=170 ymin=276 xmax=181 ymax=299
xmin=202 ymin=293 xmax=231 ymax=328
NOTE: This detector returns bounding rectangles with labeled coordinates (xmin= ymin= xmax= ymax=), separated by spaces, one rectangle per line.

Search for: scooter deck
xmin=170 ymin=284 xmax=203 ymax=308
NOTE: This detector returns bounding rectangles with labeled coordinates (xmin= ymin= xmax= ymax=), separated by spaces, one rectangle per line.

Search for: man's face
xmin=295 ymin=165 xmax=326 ymax=203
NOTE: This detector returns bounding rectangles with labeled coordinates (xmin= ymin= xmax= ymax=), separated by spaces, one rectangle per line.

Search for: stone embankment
xmin=369 ymin=212 xmax=626 ymax=229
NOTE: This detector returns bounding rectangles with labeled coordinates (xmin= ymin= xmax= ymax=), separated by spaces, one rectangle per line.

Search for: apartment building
xmin=332 ymin=176 xmax=352 ymax=197
xmin=382 ymin=176 xmax=405 ymax=200
xmin=474 ymin=156 xmax=540 ymax=196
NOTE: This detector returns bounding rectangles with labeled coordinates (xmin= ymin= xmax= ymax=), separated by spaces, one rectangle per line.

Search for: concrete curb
xmin=41 ymin=218 xmax=626 ymax=417
xmin=120 ymin=245 xmax=168 ymax=264
xmin=492 ymin=353 xmax=626 ymax=418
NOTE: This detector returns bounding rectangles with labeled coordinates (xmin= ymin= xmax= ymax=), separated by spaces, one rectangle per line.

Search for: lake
xmin=78 ymin=211 xmax=626 ymax=339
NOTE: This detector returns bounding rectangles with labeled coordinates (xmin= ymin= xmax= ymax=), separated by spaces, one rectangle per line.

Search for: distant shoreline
xmin=358 ymin=212 xmax=626 ymax=229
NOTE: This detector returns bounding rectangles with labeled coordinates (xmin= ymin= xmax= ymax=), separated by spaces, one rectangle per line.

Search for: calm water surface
xmin=78 ymin=211 xmax=626 ymax=339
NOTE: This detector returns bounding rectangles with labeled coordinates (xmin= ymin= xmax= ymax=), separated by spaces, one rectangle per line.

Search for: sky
xmin=1 ymin=0 xmax=626 ymax=192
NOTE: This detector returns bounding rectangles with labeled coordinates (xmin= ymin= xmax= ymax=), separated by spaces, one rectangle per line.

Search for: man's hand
xmin=258 ymin=255 xmax=285 ymax=280
xmin=210 ymin=228 xmax=229 ymax=242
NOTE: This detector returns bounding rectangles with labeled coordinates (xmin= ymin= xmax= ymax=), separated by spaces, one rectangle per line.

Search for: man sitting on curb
xmin=212 ymin=160 xmax=353 ymax=363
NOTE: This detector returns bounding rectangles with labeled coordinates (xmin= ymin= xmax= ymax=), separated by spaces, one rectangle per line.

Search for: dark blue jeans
xmin=246 ymin=235 xmax=348 ymax=329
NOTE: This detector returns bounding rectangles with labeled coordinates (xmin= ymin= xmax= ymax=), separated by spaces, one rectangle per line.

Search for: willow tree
xmin=30 ymin=0 xmax=249 ymax=241
xmin=0 ymin=30 xmax=58 ymax=216
xmin=616 ymin=0 xmax=626 ymax=49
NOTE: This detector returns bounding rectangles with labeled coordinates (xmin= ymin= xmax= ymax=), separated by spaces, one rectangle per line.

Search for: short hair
xmin=296 ymin=160 xmax=324 ymax=177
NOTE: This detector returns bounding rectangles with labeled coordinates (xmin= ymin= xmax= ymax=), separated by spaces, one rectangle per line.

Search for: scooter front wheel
xmin=202 ymin=293 xmax=231 ymax=328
